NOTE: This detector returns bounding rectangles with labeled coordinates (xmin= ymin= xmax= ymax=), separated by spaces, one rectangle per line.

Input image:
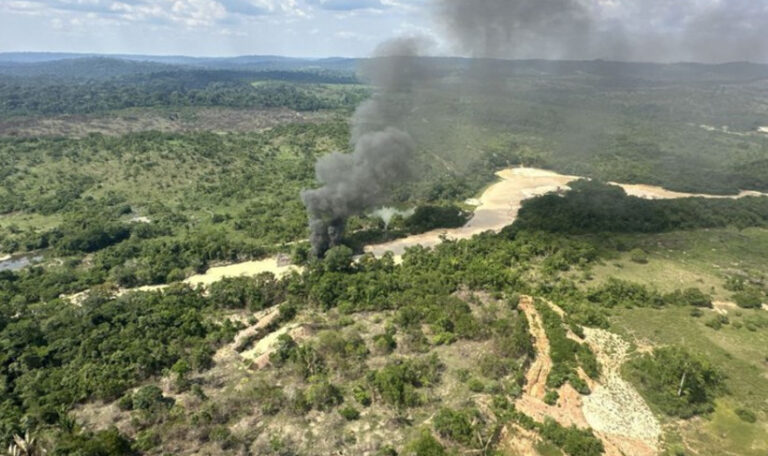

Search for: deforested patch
xmin=582 ymin=328 xmax=662 ymax=455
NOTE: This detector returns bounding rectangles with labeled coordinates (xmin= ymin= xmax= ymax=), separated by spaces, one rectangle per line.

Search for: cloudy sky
xmin=1 ymin=0 xmax=767 ymax=62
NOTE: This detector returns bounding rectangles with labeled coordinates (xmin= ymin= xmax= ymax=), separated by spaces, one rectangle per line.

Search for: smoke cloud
xmin=301 ymin=0 xmax=768 ymax=257
xmin=436 ymin=0 xmax=595 ymax=60
xmin=436 ymin=0 xmax=768 ymax=63
xmin=301 ymin=38 xmax=429 ymax=257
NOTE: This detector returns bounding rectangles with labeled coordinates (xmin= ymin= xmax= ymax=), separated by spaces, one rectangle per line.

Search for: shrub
xmin=735 ymin=408 xmax=757 ymax=423
xmin=544 ymin=390 xmax=560 ymax=405
xmin=117 ymin=392 xmax=134 ymax=411
xmin=588 ymin=278 xmax=663 ymax=308
xmin=629 ymin=248 xmax=648 ymax=264
xmin=339 ymin=405 xmax=360 ymax=421
xmin=467 ymin=378 xmax=485 ymax=393
xmin=682 ymin=288 xmax=713 ymax=308
xmin=433 ymin=408 xmax=481 ymax=447
xmin=733 ymin=289 xmax=764 ymax=309
xmin=352 ymin=384 xmax=372 ymax=407
xmin=373 ymin=333 xmax=397 ymax=354
xmin=625 ymin=346 xmax=724 ymax=418
xmin=538 ymin=418 xmax=604 ymax=456
xmin=368 ymin=355 xmax=443 ymax=409
xmin=404 ymin=205 xmax=469 ymax=234
xmin=705 ymin=315 xmax=729 ymax=330
xmin=305 ymin=378 xmax=343 ymax=411
xmin=402 ymin=428 xmax=446 ymax=456
xmin=132 ymin=386 xmax=170 ymax=412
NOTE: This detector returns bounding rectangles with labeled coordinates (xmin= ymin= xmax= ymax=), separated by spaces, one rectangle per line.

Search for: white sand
xmin=582 ymin=328 xmax=662 ymax=452
xmin=366 ymin=167 xmax=576 ymax=257
xmin=184 ymin=258 xmax=299 ymax=287
xmin=366 ymin=166 xmax=768 ymax=257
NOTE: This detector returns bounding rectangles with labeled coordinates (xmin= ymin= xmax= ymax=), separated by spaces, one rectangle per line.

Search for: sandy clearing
xmin=64 ymin=257 xmax=301 ymax=303
xmin=613 ymin=183 xmax=768 ymax=200
xmin=366 ymin=168 xmax=576 ymax=257
xmin=184 ymin=258 xmax=299 ymax=287
xmin=712 ymin=300 xmax=739 ymax=315
xmin=499 ymin=423 xmax=542 ymax=456
xmin=582 ymin=327 xmax=661 ymax=456
xmin=514 ymin=296 xmax=591 ymax=431
xmin=367 ymin=166 xmax=768 ymax=258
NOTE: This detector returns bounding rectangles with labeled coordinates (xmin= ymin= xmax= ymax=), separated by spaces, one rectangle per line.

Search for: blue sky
xmin=1 ymin=0 xmax=767 ymax=62
xmin=0 ymin=0 xmax=434 ymax=57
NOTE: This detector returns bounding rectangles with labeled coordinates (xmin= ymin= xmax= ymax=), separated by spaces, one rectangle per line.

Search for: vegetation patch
xmin=625 ymin=346 xmax=725 ymax=418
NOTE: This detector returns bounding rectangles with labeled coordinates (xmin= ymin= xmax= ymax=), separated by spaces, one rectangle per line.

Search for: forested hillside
xmin=1 ymin=56 xmax=767 ymax=455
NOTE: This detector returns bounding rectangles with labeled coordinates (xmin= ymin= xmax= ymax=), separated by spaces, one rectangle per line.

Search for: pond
xmin=0 ymin=254 xmax=43 ymax=272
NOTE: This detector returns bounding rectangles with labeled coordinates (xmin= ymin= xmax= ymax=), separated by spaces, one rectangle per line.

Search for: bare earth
xmin=366 ymin=168 xmax=576 ymax=257
xmin=511 ymin=296 xmax=662 ymax=456
xmin=64 ymin=257 xmax=299 ymax=303
xmin=366 ymin=167 xmax=768 ymax=258
xmin=64 ymin=166 xmax=768 ymax=301
xmin=582 ymin=328 xmax=662 ymax=456
xmin=184 ymin=258 xmax=300 ymax=287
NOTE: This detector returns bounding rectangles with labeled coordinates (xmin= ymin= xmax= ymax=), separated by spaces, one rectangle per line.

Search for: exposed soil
xmin=366 ymin=168 xmax=575 ymax=257
xmin=518 ymin=296 xmax=552 ymax=401
xmin=712 ymin=300 xmax=740 ymax=315
xmin=582 ymin=328 xmax=662 ymax=456
xmin=498 ymin=423 xmax=542 ymax=456
xmin=63 ymin=258 xmax=300 ymax=303
xmin=366 ymin=166 xmax=768 ymax=258
xmin=511 ymin=296 xmax=662 ymax=456
xmin=514 ymin=296 xmax=590 ymax=430
xmin=184 ymin=258 xmax=300 ymax=288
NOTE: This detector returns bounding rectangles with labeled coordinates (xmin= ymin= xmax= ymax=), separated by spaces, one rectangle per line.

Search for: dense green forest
xmin=1 ymin=56 xmax=768 ymax=455
xmin=512 ymin=180 xmax=768 ymax=234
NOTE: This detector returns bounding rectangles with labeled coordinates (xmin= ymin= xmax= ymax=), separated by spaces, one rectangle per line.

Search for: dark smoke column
xmin=301 ymin=39 xmax=427 ymax=258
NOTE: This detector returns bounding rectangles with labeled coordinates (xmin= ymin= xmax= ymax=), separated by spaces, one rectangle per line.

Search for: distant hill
xmin=3 ymin=53 xmax=768 ymax=83
xmin=0 ymin=52 xmax=360 ymax=74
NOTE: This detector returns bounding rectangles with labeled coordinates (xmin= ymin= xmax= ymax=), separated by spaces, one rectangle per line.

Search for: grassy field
xmin=581 ymin=228 xmax=768 ymax=455
xmin=612 ymin=305 xmax=768 ymax=456
xmin=584 ymin=228 xmax=768 ymax=298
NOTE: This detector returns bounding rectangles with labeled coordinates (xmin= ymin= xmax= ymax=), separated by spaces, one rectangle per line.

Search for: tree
xmin=402 ymin=429 xmax=445 ymax=456
xmin=323 ymin=245 xmax=354 ymax=273
xmin=625 ymin=346 xmax=724 ymax=418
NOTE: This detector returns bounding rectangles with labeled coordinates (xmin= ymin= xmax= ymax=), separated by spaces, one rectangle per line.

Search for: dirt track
xmin=518 ymin=296 xmax=552 ymax=401
xmin=511 ymin=296 xmax=662 ymax=456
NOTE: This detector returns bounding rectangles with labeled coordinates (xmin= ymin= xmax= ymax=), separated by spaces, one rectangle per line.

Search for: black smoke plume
xmin=301 ymin=38 xmax=428 ymax=257
xmin=302 ymin=0 xmax=768 ymax=257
